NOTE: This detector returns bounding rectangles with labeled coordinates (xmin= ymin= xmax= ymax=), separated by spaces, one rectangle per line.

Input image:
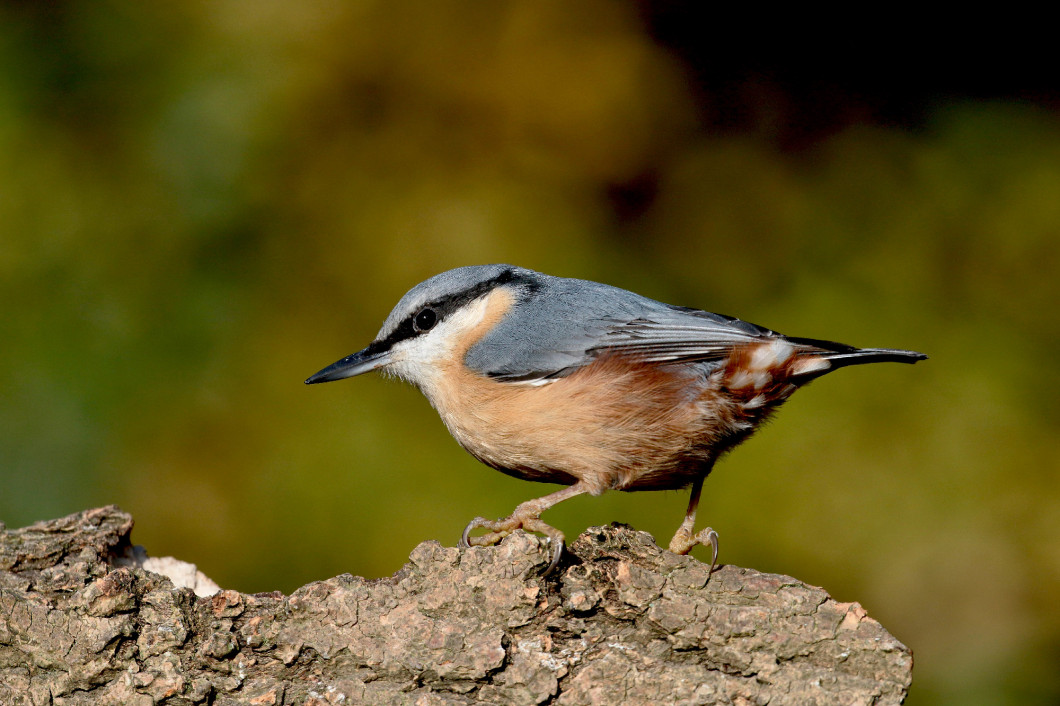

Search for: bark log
xmin=0 ymin=507 xmax=911 ymax=705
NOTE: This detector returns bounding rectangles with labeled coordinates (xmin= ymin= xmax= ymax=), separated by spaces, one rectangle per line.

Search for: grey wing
xmin=465 ymin=277 xmax=779 ymax=382
xmin=590 ymin=307 xmax=780 ymax=364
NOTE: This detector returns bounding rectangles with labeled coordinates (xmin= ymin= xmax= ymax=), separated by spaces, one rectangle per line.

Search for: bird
xmin=306 ymin=265 xmax=926 ymax=574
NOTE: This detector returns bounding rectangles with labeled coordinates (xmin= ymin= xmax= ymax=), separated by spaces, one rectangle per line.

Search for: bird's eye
xmin=414 ymin=308 xmax=437 ymax=332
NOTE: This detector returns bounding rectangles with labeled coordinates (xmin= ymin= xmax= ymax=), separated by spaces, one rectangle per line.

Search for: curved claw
xmin=542 ymin=538 xmax=565 ymax=576
xmin=703 ymin=528 xmax=719 ymax=575
xmin=459 ymin=517 xmax=479 ymax=548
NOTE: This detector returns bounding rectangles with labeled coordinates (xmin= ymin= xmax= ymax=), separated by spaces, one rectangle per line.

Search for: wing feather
xmin=464 ymin=275 xmax=788 ymax=382
xmin=585 ymin=312 xmax=778 ymax=365
xmin=461 ymin=272 xmax=919 ymax=383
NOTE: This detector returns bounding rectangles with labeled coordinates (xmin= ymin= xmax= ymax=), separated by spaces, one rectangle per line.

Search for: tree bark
xmin=0 ymin=507 xmax=911 ymax=705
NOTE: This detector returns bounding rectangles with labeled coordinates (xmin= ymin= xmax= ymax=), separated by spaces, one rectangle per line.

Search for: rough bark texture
xmin=0 ymin=507 xmax=912 ymax=705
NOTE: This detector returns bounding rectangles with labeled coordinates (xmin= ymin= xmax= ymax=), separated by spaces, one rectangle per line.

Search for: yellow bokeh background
xmin=2 ymin=3 xmax=1058 ymax=704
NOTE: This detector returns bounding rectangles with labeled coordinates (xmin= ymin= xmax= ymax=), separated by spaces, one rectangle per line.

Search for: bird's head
xmin=305 ymin=265 xmax=538 ymax=391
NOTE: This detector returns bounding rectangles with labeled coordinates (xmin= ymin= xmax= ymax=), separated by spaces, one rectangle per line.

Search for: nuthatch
xmin=307 ymin=265 xmax=926 ymax=573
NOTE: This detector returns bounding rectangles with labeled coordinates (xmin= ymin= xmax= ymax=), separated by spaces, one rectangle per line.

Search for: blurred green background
xmin=1 ymin=2 xmax=1057 ymax=703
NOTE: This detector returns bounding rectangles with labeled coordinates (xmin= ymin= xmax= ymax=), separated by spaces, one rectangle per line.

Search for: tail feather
xmin=785 ymin=336 xmax=927 ymax=381
xmin=822 ymin=347 xmax=928 ymax=369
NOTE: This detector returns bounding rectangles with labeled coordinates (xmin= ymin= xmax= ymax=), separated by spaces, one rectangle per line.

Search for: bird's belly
xmin=429 ymin=355 xmax=771 ymax=495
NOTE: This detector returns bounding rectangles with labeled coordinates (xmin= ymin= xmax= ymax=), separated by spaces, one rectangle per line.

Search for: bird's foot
xmin=669 ymin=526 xmax=719 ymax=575
xmin=459 ymin=508 xmax=566 ymax=575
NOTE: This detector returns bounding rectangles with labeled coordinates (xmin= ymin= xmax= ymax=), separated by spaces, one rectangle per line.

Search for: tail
xmin=787 ymin=336 xmax=927 ymax=379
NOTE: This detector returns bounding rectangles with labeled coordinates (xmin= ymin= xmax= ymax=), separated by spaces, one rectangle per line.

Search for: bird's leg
xmin=460 ymin=481 xmax=589 ymax=573
xmin=668 ymin=475 xmax=719 ymax=574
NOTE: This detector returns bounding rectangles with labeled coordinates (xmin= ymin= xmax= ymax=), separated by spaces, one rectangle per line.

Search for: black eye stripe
xmin=373 ymin=268 xmax=534 ymax=351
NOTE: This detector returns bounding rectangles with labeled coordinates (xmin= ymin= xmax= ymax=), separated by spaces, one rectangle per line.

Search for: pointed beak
xmin=305 ymin=345 xmax=391 ymax=384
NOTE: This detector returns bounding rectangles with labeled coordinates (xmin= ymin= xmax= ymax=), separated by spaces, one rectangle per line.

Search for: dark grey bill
xmin=305 ymin=347 xmax=391 ymax=384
